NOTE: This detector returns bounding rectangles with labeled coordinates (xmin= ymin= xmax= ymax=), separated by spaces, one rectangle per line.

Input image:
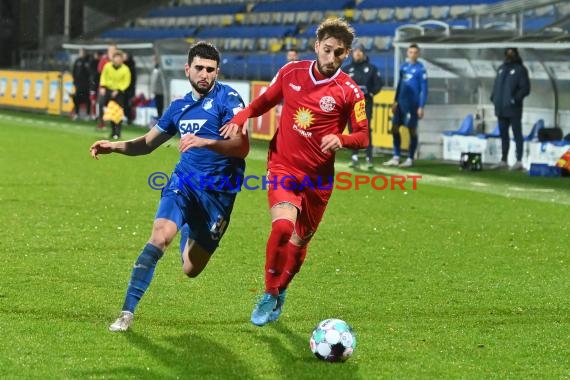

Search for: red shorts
xmin=267 ymin=167 xmax=332 ymax=242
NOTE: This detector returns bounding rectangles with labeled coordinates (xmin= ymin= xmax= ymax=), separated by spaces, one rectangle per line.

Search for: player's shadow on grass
xmin=76 ymin=331 xmax=255 ymax=379
xmin=258 ymin=321 xmax=362 ymax=380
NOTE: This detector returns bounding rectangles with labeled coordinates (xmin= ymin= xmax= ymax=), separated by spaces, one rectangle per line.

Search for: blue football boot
xmin=268 ymin=289 xmax=287 ymax=322
xmin=250 ymin=292 xmax=278 ymax=327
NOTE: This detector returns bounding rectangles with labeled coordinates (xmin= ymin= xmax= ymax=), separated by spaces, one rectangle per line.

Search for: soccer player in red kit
xmin=222 ymin=18 xmax=369 ymax=326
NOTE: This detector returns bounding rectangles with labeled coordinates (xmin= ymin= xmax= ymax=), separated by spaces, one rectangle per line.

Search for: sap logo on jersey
xmin=179 ymin=119 xmax=207 ymax=135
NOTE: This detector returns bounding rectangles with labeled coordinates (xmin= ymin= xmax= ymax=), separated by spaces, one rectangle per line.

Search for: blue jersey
xmin=156 ymin=81 xmax=246 ymax=193
xmin=395 ymin=61 xmax=428 ymax=110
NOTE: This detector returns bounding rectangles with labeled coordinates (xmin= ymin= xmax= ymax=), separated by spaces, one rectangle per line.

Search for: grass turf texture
xmin=0 ymin=109 xmax=569 ymax=379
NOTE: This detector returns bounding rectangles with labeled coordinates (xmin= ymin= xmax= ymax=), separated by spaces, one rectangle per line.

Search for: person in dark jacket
xmin=89 ymin=51 xmax=101 ymax=122
xmin=123 ymin=51 xmax=137 ymax=124
xmin=342 ymin=43 xmax=383 ymax=169
xmin=490 ymin=47 xmax=530 ymax=170
xmin=71 ymin=48 xmax=91 ymax=120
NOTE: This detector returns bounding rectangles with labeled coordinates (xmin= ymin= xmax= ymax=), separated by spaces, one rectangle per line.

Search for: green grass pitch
xmin=0 ymin=109 xmax=569 ymax=379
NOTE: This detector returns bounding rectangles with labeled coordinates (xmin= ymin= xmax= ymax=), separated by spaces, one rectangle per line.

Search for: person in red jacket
xmin=221 ymin=18 xmax=369 ymax=327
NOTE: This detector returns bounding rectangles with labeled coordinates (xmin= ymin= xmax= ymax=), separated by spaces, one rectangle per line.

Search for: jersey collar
xmin=309 ymin=61 xmax=340 ymax=85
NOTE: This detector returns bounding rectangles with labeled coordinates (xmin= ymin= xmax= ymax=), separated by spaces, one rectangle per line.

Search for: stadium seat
xmin=395 ymin=7 xmax=413 ymax=21
xmin=378 ymin=8 xmax=395 ymax=21
xmin=430 ymin=6 xmax=451 ymax=19
xmin=449 ymin=5 xmax=471 ymax=18
xmin=411 ymin=6 xmax=430 ymax=20
xmin=147 ymin=4 xmax=246 ymax=18
xmin=524 ymin=119 xmax=545 ymax=141
xmin=443 ymin=114 xmax=474 ymax=136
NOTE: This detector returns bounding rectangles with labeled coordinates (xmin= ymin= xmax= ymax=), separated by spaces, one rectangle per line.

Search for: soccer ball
xmin=309 ymin=318 xmax=356 ymax=362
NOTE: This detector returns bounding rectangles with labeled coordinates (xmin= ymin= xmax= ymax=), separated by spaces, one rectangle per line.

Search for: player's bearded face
xmin=185 ymin=57 xmax=219 ymax=95
xmin=315 ymin=37 xmax=349 ymax=77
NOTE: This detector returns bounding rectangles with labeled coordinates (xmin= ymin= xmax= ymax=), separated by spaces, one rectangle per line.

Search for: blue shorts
xmin=392 ymin=106 xmax=419 ymax=129
xmin=155 ymin=172 xmax=236 ymax=254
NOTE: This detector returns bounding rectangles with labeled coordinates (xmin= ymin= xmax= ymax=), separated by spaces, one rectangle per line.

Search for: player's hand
xmin=99 ymin=87 xmax=106 ymax=96
xmin=417 ymin=107 xmax=424 ymax=119
xmin=220 ymin=122 xmax=245 ymax=138
xmin=391 ymin=102 xmax=398 ymax=114
xmin=179 ymin=134 xmax=209 ymax=153
xmin=89 ymin=140 xmax=114 ymax=160
xmin=320 ymin=134 xmax=342 ymax=153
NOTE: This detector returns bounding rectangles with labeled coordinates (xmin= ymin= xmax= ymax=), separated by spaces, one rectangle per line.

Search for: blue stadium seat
xmin=354 ymin=22 xmax=408 ymax=36
xmin=100 ymin=27 xmax=196 ymax=40
xmin=147 ymin=4 xmax=246 ymax=17
xmin=253 ymin=0 xmax=354 ymax=13
xmin=443 ymin=114 xmax=474 ymax=136
xmin=523 ymin=119 xmax=544 ymax=141
xmin=357 ymin=0 xmax=503 ymax=10
xmin=197 ymin=25 xmax=296 ymax=39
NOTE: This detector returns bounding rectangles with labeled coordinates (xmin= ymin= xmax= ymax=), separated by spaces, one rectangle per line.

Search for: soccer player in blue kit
xmin=383 ymin=43 xmax=428 ymax=168
xmin=89 ymin=41 xmax=249 ymax=332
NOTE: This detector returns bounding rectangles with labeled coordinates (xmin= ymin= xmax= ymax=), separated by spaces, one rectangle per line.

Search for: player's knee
xmin=272 ymin=219 xmax=295 ymax=245
xmin=149 ymin=226 xmax=175 ymax=250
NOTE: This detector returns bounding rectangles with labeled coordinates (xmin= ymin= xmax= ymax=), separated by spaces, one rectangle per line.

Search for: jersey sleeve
xmin=221 ymin=87 xmax=246 ymax=125
xmin=338 ymin=95 xmax=370 ymax=149
xmin=155 ymin=102 xmax=178 ymax=136
xmin=419 ymin=66 xmax=428 ymax=108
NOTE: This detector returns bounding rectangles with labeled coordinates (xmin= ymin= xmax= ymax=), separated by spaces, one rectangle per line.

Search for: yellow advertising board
xmin=0 ymin=70 xmax=52 ymax=110
xmin=250 ymin=81 xmax=276 ymax=141
xmin=47 ymin=72 xmax=63 ymax=115
xmin=0 ymin=70 xmax=75 ymax=116
xmin=60 ymin=72 xmax=74 ymax=114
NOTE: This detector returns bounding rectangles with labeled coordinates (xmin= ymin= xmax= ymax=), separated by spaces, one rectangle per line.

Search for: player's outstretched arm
xmin=179 ymin=129 xmax=249 ymax=159
xmin=89 ymin=127 xmax=172 ymax=159
xmin=90 ymin=140 xmax=114 ymax=160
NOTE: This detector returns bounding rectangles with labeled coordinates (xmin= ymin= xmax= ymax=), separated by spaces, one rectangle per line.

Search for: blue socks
xmin=409 ymin=135 xmax=418 ymax=160
xmin=122 ymin=243 xmax=164 ymax=313
xmin=393 ymin=131 xmax=401 ymax=157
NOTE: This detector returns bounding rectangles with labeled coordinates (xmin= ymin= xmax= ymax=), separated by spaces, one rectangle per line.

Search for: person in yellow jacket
xmin=100 ymin=50 xmax=131 ymax=139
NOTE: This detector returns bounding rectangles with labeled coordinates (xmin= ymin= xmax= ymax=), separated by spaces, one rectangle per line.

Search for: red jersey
xmin=97 ymin=55 xmax=110 ymax=73
xmin=237 ymin=60 xmax=369 ymax=181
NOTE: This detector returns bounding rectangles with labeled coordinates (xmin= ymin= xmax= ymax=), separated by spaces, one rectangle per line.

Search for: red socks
xmin=278 ymin=242 xmax=307 ymax=292
xmin=264 ymin=219 xmax=294 ymax=296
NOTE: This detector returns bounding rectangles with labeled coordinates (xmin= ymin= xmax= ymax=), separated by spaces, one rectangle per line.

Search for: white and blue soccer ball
xmin=309 ymin=318 xmax=356 ymax=362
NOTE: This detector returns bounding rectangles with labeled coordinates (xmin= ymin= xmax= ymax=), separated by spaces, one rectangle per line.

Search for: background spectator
xmin=71 ymin=48 xmax=91 ymax=120
xmin=342 ymin=43 xmax=383 ymax=169
xmin=490 ymin=47 xmax=531 ymax=171
xmin=149 ymin=54 xmax=165 ymax=118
